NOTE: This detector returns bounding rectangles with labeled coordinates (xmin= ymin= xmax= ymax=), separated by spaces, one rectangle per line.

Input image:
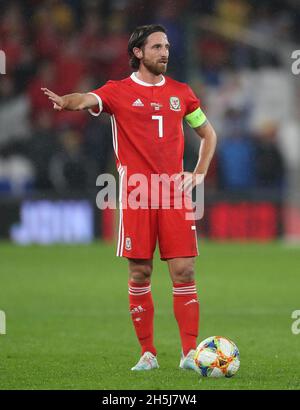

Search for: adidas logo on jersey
xmin=132 ymin=99 xmax=144 ymax=107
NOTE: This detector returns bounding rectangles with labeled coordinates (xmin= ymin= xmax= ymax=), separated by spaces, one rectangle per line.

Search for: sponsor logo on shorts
xmin=125 ymin=237 xmax=132 ymax=251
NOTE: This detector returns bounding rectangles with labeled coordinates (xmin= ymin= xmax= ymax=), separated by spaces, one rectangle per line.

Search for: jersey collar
xmin=130 ymin=72 xmax=166 ymax=87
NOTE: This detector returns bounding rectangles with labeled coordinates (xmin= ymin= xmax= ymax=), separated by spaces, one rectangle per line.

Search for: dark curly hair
xmin=128 ymin=24 xmax=167 ymax=70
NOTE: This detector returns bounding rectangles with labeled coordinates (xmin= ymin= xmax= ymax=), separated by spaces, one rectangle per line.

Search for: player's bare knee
xmin=130 ymin=269 xmax=152 ymax=283
xmin=173 ymin=267 xmax=195 ymax=283
xmin=128 ymin=260 xmax=153 ymax=283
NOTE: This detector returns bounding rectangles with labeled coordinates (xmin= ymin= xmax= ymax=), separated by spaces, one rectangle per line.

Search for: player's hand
xmin=41 ymin=88 xmax=65 ymax=111
xmin=176 ymin=172 xmax=205 ymax=194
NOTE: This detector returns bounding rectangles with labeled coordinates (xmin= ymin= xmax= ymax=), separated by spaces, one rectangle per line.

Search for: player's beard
xmin=142 ymin=57 xmax=168 ymax=75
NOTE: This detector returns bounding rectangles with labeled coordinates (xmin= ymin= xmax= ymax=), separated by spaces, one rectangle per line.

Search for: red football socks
xmin=173 ymin=281 xmax=199 ymax=356
xmin=128 ymin=280 xmax=156 ymax=356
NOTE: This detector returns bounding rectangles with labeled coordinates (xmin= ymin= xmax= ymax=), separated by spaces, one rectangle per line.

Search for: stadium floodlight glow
xmin=0 ymin=50 xmax=6 ymax=74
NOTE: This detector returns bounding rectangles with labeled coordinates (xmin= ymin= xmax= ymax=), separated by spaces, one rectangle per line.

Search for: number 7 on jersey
xmin=152 ymin=115 xmax=163 ymax=138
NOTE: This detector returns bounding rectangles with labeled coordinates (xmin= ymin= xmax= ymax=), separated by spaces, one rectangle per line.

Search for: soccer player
xmin=42 ymin=24 xmax=217 ymax=372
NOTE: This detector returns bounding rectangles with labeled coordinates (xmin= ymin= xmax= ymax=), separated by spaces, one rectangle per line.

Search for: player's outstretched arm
xmin=41 ymin=88 xmax=98 ymax=111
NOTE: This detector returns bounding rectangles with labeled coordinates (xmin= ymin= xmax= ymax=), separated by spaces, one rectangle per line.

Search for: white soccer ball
xmin=194 ymin=336 xmax=240 ymax=378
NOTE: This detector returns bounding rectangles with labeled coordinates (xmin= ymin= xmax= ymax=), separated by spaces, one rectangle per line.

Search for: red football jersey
xmin=89 ymin=73 xmax=201 ymax=206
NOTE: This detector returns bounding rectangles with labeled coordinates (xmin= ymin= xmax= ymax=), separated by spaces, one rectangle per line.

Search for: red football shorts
xmin=116 ymin=206 xmax=199 ymax=260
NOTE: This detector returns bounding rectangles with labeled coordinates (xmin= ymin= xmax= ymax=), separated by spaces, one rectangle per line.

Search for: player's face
xmin=141 ymin=32 xmax=170 ymax=75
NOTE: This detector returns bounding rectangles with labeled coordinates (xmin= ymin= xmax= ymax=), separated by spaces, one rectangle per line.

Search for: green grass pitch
xmin=0 ymin=241 xmax=300 ymax=390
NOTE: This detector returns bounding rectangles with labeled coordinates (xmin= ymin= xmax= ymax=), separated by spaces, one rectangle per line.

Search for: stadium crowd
xmin=1 ymin=0 xmax=298 ymax=196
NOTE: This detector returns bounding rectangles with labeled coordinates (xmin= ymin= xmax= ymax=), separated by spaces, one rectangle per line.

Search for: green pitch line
xmin=0 ymin=242 xmax=299 ymax=390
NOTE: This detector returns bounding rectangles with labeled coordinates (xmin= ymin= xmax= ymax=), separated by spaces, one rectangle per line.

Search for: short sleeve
xmin=185 ymin=85 xmax=201 ymax=116
xmin=184 ymin=85 xmax=207 ymax=128
xmin=88 ymin=80 xmax=116 ymax=116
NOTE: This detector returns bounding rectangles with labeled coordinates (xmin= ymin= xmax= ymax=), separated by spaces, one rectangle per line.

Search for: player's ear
xmin=133 ymin=47 xmax=143 ymax=60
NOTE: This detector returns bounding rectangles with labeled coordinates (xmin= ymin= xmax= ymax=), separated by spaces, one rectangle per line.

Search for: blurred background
xmin=1 ymin=0 xmax=300 ymax=245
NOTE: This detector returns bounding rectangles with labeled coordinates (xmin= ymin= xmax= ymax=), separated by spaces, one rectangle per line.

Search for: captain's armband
xmin=185 ymin=107 xmax=207 ymax=128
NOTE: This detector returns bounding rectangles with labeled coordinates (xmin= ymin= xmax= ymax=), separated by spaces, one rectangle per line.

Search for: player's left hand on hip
xmin=176 ymin=172 xmax=205 ymax=194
